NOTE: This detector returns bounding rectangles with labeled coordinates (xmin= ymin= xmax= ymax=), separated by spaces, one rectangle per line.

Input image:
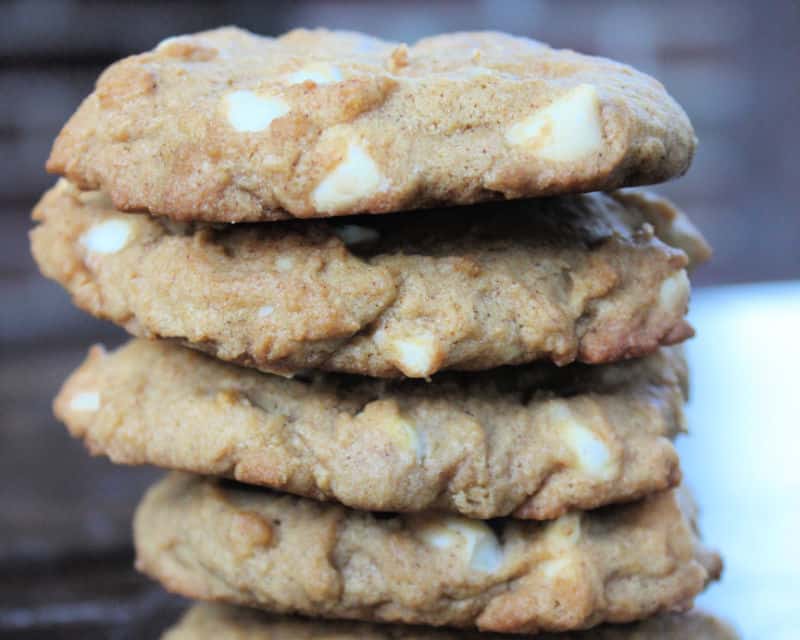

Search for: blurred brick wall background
xmin=2 ymin=0 xmax=799 ymax=345
xmin=0 ymin=3 xmax=797 ymax=634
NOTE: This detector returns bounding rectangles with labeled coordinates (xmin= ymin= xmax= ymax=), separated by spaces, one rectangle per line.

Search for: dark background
xmin=1 ymin=1 xmax=798 ymax=637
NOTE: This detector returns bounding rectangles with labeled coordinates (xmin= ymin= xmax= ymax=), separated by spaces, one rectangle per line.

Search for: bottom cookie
xmin=135 ymin=474 xmax=721 ymax=634
xmin=163 ymin=602 xmax=739 ymax=639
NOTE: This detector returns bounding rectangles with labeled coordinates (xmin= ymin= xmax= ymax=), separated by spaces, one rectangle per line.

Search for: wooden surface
xmin=2 ymin=282 xmax=799 ymax=637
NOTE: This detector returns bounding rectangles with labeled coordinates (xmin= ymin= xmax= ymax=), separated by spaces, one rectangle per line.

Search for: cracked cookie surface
xmin=48 ymin=28 xmax=696 ymax=222
xmin=31 ymin=180 xmax=709 ymax=377
xmin=57 ymin=339 xmax=686 ymax=519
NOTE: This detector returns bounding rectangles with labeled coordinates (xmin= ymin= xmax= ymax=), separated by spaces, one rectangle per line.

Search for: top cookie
xmin=47 ymin=28 xmax=696 ymax=222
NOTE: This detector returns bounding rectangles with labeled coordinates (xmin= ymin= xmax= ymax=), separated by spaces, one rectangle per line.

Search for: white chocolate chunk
xmin=55 ymin=177 xmax=73 ymax=192
xmin=394 ymin=338 xmax=435 ymax=377
xmin=378 ymin=413 xmax=425 ymax=461
xmin=564 ymin=422 xmax=615 ymax=480
xmin=547 ymin=402 xmax=617 ymax=481
xmin=258 ymin=305 xmax=275 ymax=318
xmin=376 ymin=331 xmax=440 ymax=378
xmin=657 ymin=270 xmax=690 ymax=312
xmin=275 ymin=256 xmax=294 ymax=272
xmin=539 ymin=513 xmax=582 ymax=578
xmin=225 ymin=90 xmax=289 ymax=133
xmin=286 ymin=62 xmax=343 ymax=85
xmin=469 ymin=530 xmax=504 ymax=573
xmin=70 ymin=391 xmax=100 ymax=412
xmin=312 ymin=142 xmax=383 ymax=213
xmin=506 ymin=84 xmax=603 ymax=162
xmin=80 ymin=219 xmax=131 ymax=254
xmin=417 ymin=517 xmax=503 ymax=573
xmin=540 ymin=555 xmax=575 ymax=579
xmin=333 ymin=224 xmax=380 ymax=247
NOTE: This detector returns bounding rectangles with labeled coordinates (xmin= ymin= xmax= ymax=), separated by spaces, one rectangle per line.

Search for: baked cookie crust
xmin=48 ymin=28 xmax=696 ymax=222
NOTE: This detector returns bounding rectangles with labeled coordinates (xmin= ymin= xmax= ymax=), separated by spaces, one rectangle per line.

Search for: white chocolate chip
xmin=286 ymin=62 xmax=343 ymax=85
xmin=311 ymin=142 xmax=383 ymax=213
xmin=379 ymin=413 xmax=425 ymax=462
xmin=540 ymin=555 xmax=574 ymax=579
xmin=70 ymin=391 xmax=100 ymax=412
xmin=376 ymin=331 xmax=440 ymax=378
xmin=506 ymin=84 xmax=603 ymax=162
xmin=225 ymin=90 xmax=290 ymax=133
xmin=258 ymin=305 xmax=275 ymax=318
xmin=417 ymin=517 xmax=503 ymax=573
xmin=394 ymin=337 xmax=436 ymax=377
xmin=469 ymin=530 xmax=504 ymax=573
xmin=80 ymin=219 xmax=131 ymax=255
xmin=565 ymin=422 xmax=615 ymax=480
xmin=657 ymin=270 xmax=690 ymax=313
xmin=547 ymin=403 xmax=617 ymax=481
xmin=275 ymin=256 xmax=294 ymax=272
xmin=539 ymin=513 xmax=582 ymax=578
xmin=333 ymin=224 xmax=380 ymax=247
xmin=56 ymin=177 xmax=74 ymax=192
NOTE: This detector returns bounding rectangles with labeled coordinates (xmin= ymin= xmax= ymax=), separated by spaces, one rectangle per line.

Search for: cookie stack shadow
xmin=32 ymin=28 xmax=737 ymax=638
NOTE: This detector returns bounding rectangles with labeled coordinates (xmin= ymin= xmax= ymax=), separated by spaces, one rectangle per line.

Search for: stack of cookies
xmin=32 ymin=28 xmax=734 ymax=638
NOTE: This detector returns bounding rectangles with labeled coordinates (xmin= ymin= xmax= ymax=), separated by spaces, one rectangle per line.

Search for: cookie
xmin=56 ymin=339 xmax=687 ymax=520
xmin=135 ymin=474 xmax=721 ymax=633
xmin=163 ymin=603 xmax=739 ymax=639
xmin=47 ymin=28 xmax=696 ymax=223
xmin=31 ymin=180 xmax=709 ymax=378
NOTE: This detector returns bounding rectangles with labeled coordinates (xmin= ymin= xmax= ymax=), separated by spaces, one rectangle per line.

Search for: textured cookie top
xmin=136 ymin=474 xmax=721 ymax=634
xmin=47 ymin=28 xmax=696 ymax=222
xmin=31 ymin=181 xmax=709 ymax=377
xmin=56 ymin=339 xmax=686 ymax=519
xmin=164 ymin=603 xmax=740 ymax=640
